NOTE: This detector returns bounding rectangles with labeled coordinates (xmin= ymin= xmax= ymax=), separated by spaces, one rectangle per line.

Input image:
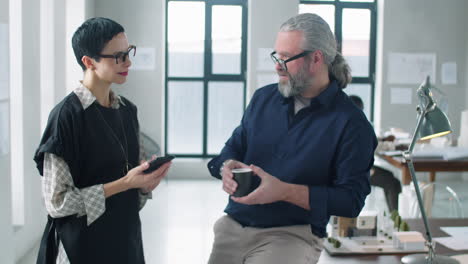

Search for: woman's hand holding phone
xmin=124 ymin=156 xmax=174 ymax=192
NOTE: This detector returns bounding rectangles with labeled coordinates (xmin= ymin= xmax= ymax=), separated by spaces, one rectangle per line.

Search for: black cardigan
xmin=34 ymin=92 xmax=144 ymax=264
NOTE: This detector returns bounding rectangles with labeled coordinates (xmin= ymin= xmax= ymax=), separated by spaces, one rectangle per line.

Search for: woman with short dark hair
xmin=34 ymin=17 xmax=171 ymax=264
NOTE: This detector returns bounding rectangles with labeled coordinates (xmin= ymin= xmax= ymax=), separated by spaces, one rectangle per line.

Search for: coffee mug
xmin=232 ymin=168 xmax=253 ymax=197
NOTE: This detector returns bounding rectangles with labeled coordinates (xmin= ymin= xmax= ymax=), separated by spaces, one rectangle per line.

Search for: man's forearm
xmin=283 ymin=183 xmax=310 ymax=210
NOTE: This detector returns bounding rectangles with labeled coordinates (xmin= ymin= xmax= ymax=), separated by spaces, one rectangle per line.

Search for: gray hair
xmin=280 ymin=13 xmax=352 ymax=89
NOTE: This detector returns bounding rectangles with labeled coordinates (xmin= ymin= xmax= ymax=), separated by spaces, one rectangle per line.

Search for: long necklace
xmin=94 ymin=104 xmax=132 ymax=175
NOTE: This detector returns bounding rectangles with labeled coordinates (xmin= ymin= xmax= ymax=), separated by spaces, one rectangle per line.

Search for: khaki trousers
xmin=208 ymin=215 xmax=323 ymax=264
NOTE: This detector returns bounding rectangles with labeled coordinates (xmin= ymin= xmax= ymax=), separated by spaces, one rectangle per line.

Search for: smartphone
xmin=143 ymin=155 xmax=175 ymax=174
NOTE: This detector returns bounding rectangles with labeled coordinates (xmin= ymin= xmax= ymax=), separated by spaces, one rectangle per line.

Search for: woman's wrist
xmin=122 ymin=174 xmax=133 ymax=191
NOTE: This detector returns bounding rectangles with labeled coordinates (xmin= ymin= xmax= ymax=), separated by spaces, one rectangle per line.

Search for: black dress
xmin=34 ymin=92 xmax=144 ymax=264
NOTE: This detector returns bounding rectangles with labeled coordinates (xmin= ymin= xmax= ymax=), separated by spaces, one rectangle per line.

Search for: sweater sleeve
xmin=308 ymin=120 xmax=377 ymax=221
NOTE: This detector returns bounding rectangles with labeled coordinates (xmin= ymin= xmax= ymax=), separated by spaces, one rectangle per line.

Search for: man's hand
xmin=230 ymin=165 xmax=289 ymax=205
xmin=221 ymin=159 xmax=249 ymax=195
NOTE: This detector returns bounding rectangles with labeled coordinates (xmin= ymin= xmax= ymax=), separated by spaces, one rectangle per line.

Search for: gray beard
xmin=278 ymin=65 xmax=312 ymax=98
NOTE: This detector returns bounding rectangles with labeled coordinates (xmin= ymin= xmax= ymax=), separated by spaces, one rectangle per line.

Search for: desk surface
xmin=378 ymin=154 xmax=468 ymax=185
xmin=317 ymin=218 xmax=468 ymax=264
xmin=379 ymin=154 xmax=468 ymax=168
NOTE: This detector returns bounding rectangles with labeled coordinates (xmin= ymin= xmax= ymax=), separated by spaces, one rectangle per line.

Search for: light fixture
xmin=401 ymin=76 xmax=457 ymax=264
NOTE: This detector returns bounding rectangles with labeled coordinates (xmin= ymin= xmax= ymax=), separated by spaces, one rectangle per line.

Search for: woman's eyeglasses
xmin=98 ymin=45 xmax=136 ymax=64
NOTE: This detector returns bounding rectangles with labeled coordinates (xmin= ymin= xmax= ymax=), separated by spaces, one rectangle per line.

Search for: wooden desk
xmin=318 ymin=218 xmax=468 ymax=264
xmin=379 ymin=155 xmax=468 ymax=185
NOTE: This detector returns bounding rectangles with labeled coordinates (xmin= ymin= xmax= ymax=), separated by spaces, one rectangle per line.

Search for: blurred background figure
xmin=349 ymin=95 xmax=402 ymax=212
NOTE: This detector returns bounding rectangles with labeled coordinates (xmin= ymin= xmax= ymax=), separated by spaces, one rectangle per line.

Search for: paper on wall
xmin=131 ymin=47 xmax=156 ymax=71
xmin=387 ymin=52 xmax=436 ymax=84
xmin=390 ymin=87 xmax=412 ymax=104
xmin=441 ymin=62 xmax=457 ymax=85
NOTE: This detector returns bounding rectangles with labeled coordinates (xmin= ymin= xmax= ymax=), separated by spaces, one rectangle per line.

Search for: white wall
xmin=247 ymin=0 xmax=298 ymax=96
xmin=85 ymin=0 xmax=95 ymax=18
xmin=377 ymin=0 xmax=468 ymax=139
xmin=5 ymin=0 xmax=77 ymax=262
xmin=0 ymin=3 xmax=13 ymax=264
xmin=12 ymin=0 xmax=47 ymax=261
xmin=460 ymin=2 xmax=468 ymax=109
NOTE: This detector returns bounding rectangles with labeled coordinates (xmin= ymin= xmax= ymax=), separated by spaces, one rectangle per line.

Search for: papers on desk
xmin=452 ymin=254 xmax=468 ymax=263
xmin=411 ymin=147 xmax=468 ymax=160
xmin=434 ymin=237 xmax=468 ymax=251
xmin=378 ymin=150 xmax=403 ymax=157
xmin=440 ymin=227 xmax=468 ymax=237
xmin=433 ymin=226 xmax=468 ymax=251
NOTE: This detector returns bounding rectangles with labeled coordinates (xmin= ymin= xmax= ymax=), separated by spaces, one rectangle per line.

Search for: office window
xmin=165 ymin=0 xmax=247 ymax=157
xmin=300 ymin=0 xmax=377 ymax=120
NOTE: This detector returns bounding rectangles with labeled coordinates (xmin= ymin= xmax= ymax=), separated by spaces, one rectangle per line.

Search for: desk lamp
xmin=401 ymin=76 xmax=456 ymax=264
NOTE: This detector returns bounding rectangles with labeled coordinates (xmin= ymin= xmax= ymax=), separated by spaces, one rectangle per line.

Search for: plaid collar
xmin=73 ymin=82 xmax=125 ymax=110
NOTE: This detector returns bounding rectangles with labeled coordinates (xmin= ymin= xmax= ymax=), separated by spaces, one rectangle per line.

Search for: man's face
xmin=273 ymin=31 xmax=314 ymax=97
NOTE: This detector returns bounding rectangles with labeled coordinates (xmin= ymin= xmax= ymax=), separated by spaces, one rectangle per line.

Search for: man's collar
xmin=73 ymin=82 xmax=125 ymax=110
xmin=281 ymin=80 xmax=339 ymax=108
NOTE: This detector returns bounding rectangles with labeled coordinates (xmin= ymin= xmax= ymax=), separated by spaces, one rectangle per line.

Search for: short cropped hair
xmin=72 ymin=17 xmax=125 ymax=71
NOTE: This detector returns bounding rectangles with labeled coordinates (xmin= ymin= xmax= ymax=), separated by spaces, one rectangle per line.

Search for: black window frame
xmin=165 ymin=0 xmax=248 ymax=158
xmin=300 ymin=0 xmax=377 ymax=121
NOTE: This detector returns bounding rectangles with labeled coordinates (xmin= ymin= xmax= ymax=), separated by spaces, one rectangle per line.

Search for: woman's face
xmin=93 ymin=32 xmax=132 ymax=85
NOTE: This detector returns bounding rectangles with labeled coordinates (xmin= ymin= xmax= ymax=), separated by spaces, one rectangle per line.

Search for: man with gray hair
xmin=207 ymin=13 xmax=377 ymax=264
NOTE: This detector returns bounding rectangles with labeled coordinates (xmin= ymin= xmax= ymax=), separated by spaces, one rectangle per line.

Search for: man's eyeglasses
xmin=270 ymin=50 xmax=311 ymax=72
xmin=98 ymin=45 xmax=136 ymax=64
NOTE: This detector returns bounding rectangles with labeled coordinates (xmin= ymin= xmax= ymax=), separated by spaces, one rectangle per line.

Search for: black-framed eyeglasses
xmin=97 ymin=45 xmax=136 ymax=64
xmin=270 ymin=50 xmax=311 ymax=72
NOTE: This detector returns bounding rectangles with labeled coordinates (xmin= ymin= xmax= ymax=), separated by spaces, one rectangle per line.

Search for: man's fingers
xmin=231 ymin=189 xmax=259 ymax=205
xmin=222 ymin=178 xmax=237 ymax=194
xmin=250 ymin=165 xmax=266 ymax=178
xmin=223 ymin=176 xmax=237 ymax=188
xmin=222 ymin=183 xmax=234 ymax=195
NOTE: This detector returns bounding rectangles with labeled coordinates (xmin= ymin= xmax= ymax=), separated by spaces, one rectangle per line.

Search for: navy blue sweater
xmin=208 ymin=81 xmax=377 ymax=238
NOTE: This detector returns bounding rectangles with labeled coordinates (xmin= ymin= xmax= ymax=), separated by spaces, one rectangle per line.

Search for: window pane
xmin=344 ymin=83 xmax=371 ymax=119
xmin=342 ymin=8 xmax=370 ymax=77
xmin=207 ymin=82 xmax=244 ymax=155
xmin=299 ymin=4 xmax=335 ymax=34
xmin=212 ymin=5 xmax=242 ymax=75
xmin=168 ymin=2 xmax=205 ymax=77
xmin=167 ymin=81 xmax=204 ymax=154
